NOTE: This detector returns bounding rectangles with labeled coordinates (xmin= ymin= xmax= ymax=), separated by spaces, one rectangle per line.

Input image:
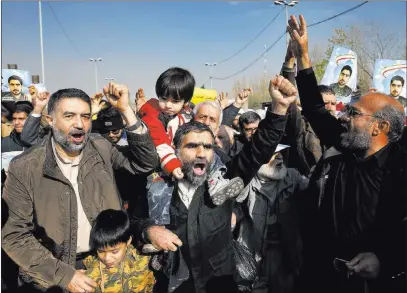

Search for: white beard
xmin=257 ymin=162 xmax=288 ymax=181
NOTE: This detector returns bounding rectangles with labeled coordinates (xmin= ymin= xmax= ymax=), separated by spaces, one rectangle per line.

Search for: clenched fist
xmin=103 ymin=83 xmax=131 ymax=113
xmin=269 ymin=75 xmax=298 ymax=115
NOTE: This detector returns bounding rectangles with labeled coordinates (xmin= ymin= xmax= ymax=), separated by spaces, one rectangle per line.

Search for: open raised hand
xmin=90 ymin=92 xmax=104 ymax=115
xmin=287 ymin=14 xmax=308 ymax=57
xmin=234 ymin=88 xmax=252 ymax=108
xmin=216 ymin=92 xmax=230 ymax=109
xmin=135 ymin=88 xmax=147 ymax=113
xmin=287 ymin=14 xmax=311 ymax=70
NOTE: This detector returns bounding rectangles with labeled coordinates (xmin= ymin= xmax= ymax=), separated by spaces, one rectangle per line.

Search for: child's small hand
xmin=172 ymin=168 xmax=184 ymax=180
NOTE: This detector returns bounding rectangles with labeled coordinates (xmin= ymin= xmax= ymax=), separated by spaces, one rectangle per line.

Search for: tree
xmin=232 ymin=75 xmax=270 ymax=109
xmin=312 ymin=23 xmax=406 ymax=93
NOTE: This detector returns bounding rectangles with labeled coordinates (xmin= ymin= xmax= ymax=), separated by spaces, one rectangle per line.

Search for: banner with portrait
xmin=372 ymin=59 xmax=406 ymax=110
xmin=320 ymin=46 xmax=358 ymax=105
xmin=1 ymin=69 xmax=32 ymax=94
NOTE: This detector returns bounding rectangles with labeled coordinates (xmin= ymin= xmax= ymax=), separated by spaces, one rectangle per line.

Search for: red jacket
xmin=139 ymin=99 xmax=191 ymax=174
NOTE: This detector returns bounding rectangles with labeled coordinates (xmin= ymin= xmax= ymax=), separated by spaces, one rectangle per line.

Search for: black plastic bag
xmin=233 ymin=240 xmax=258 ymax=291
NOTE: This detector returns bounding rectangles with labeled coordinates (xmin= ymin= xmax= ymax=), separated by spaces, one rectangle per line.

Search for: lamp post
xmin=264 ymin=44 xmax=267 ymax=80
xmin=205 ymin=63 xmax=217 ymax=89
xmin=89 ymin=58 xmax=102 ymax=92
xmin=274 ymin=0 xmax=299 ymax=48
xmin=39 ymin=1 xmax=45 ymax=83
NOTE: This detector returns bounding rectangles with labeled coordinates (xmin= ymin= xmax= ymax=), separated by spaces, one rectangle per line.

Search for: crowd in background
xmin=1 ymin=14 xmax=406 ymax=293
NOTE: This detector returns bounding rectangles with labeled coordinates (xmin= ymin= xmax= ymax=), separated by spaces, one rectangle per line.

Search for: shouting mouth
xmin=70 ymin=132 xmax=85 ymax=144
xmin=193 ymin=162 xmax=207 ymax=176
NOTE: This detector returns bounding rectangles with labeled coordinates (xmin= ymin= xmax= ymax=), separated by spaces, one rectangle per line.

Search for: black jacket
xmin=159 ymin=109 xmax=288 ymax=293
xmin=1 ymin=131 xmax=28 ymax=152
xmin=296 ymin=68 xmax=406 ymax=293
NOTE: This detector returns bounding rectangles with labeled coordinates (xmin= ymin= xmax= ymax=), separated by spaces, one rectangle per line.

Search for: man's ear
xmin=373 ymin=120 xmax=390 ymax=136
xmin=45 ymin=114 xmax=53 ymax=127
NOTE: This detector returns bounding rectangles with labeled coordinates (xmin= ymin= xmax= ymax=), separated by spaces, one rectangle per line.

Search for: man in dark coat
xmin=143 ymin=75 xmax=298 ymax=293
xmin=288 ymin=14 xmax=406 ymax=293
xmin=1 ymin=101 xmax=33 ymax=152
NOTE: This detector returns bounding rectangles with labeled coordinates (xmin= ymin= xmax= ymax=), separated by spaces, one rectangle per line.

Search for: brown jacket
xmin=1 ymin=131 xmax=158 ymax=290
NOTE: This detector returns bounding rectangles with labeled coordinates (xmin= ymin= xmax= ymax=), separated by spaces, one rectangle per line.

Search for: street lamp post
xmin=274 ymin=0 xmax=299 ymax=48
xmin=89 ymin=58 xmax=102 ymax=92
xmin=205 ymin=63 xmax=217 ymax=89
xmin=39 ymin=1 xmax=45 ymax=83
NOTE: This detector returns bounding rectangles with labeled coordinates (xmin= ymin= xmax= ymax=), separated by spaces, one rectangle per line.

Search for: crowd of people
xmin=1 ymin=14 xmax=406 ymax=293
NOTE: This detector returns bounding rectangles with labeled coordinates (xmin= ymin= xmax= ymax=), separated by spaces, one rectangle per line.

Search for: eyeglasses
xmin=339 ymin=105 xmax=382 ymax=120
xmin=102 ymin=129 xmax=121 ymax=135
xmin=244 ymin=127 xmax=258 ymax=133
xmin=108 ymin=129 xmax=121 ymax=135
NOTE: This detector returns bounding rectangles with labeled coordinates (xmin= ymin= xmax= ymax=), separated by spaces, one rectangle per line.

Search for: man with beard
xmin=330 ymin=65 xmax=353 ymax=98
xmin=93 ymin=103 xmax=149 ymax=223
xmin=193 ymin=91 xmax=250 ymax=162
xmin=288 ymin=14 xmax=406 ymax=293
xmin=236 ymin=146 xmax=309 ymax=293
xmin=143 ymin=75 xmax=297 ymax=293
xmin=93 ymin=104 xmax=126 ymax=145
xmin=389 ymin=75 xmax=407 ymax=108
xmin=2 ymin=83 xmax=158 ymax=293
xmin=1 ymin=75 xmax=31 ymax=102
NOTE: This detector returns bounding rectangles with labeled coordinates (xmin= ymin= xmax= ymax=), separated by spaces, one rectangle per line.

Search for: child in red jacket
xmin=138 ymin=68 xmax=243 ymax=252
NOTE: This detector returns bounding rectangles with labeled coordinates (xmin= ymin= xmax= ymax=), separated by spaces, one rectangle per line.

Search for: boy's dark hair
xmin=14 ymin=101 xmax=33 ymax=115
xmin=341 ymin=65 xmax=352 ymax=76
xmin=238 ymin=111 xmax=261 ymax=131
xmin=48 ymin=88 xmax=91 ymax=115
xmin=318 ymin=85 xmax=335 ymax=96
xmin=155 ymin=67 xmax=195 ymax=103
xmin=90 ymin=209 xmax=131 ymax=250
xmin=173 ymin=121 xmax=214 ymax=149
xmin=8 ymin=75 xmax=23 ymax=85
xmin=391 ymin=75 xmax=405 ymax=87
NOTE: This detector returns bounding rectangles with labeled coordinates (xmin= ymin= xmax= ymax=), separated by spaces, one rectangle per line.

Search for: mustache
xmin=69 ymin=129 xmax=86 ymax=135
xmin=192 ymin=158 xmax=209 ymax=165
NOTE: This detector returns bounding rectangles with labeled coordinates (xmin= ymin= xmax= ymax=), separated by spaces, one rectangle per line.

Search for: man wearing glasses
xmin=288 ymin=14 xmax=406 ymax=293
xmin=238 ymin=111 xmax=261 ymax=142
xmin=94 ymin=104 xmax=126 ymax=146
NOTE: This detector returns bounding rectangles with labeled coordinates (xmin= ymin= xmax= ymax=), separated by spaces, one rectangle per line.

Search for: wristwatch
xmin=125 ymin=118 xmax=143 ymax=132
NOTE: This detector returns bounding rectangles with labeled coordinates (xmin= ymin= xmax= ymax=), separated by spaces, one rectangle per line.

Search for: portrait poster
xmin=1 ymin=69 xmax=32 ymax=94
xmin=372 ymin=59 xmax=406 ymax=111
xmin=320 ymin=46 xmax=358 ymax=105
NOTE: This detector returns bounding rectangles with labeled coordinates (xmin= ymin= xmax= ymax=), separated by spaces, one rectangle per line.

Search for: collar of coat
xmin=42 ymin=133 xmax=109 ymax=181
